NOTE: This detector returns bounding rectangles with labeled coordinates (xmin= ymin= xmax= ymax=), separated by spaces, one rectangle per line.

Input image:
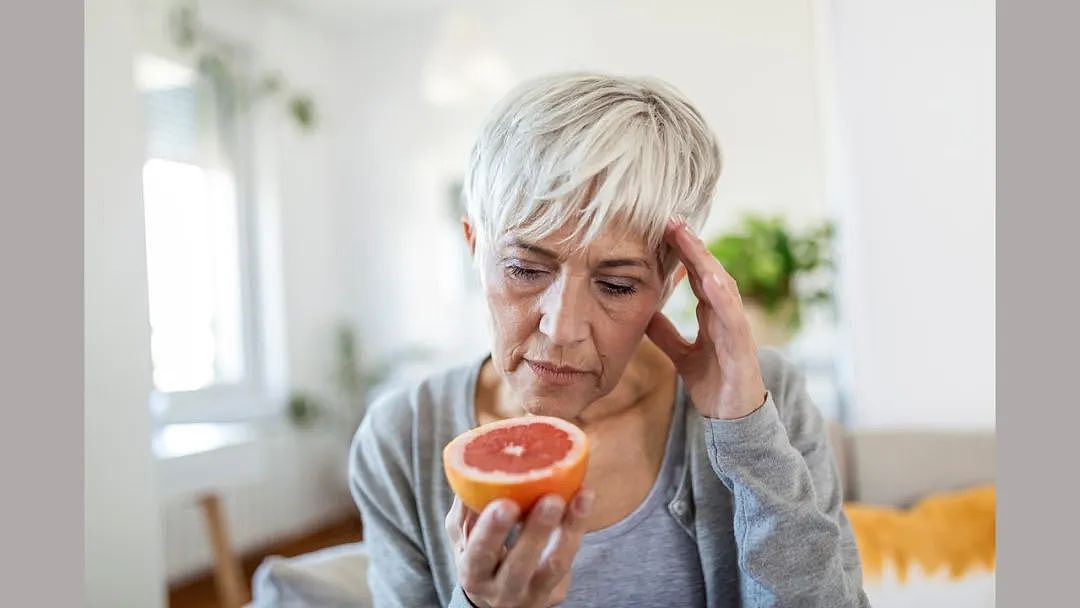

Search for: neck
xmin=574 ymin=338 xmax=675 ymax=430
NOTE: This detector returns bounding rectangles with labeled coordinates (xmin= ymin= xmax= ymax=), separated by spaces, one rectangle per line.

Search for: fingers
xmin=547 ymin=571 xmax=574 ymax=608
xmin=665 ymin=228 xmax=709 ymax=305
xmin=662 ymin=219 xmax=761 ymax=366
xmin=695 ymin=299 xmax=714 ymax=346
xmin=664 ymin=218 xmax=739 ymax=312
xmin=462 ymin=508 xmax=479 ymax=547
xmin=530 ymin=489 xmax=594 ymax=597
xmin=445 ymin=497 xmax=480 ymax=550
xmin=665 ymin=219 xmax=750 ymax=346
xmin=664 ymin=218 xmax=718 ymax=276
xmin=454 ymin=491 xmax=594 ymax=608
xmin=700 ymin=271 xmax=740 ymax=314
xmin=459 ymin=499 xmax=520 ymax=592
xmin=494 ymin=496 xmax=566 ymax=599
xmin=701 ymin=273 xmax=752 ymax=348
xmin=445 ymin=498 xmax=463 ymax=547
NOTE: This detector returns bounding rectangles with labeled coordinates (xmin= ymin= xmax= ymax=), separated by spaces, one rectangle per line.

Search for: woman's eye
xmin=598 ymin=280 xmax=637 ymax=297
xmin=506 ymin=264 xmax=545 ymax=281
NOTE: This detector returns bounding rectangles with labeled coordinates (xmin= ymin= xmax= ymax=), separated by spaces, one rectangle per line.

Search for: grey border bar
xmin=0 ymin=0 xmax=85 ymax=606
xmin=998 ymin=0 xmax=1080 ymax=604
xmin=1 ymin=0 xmax=1073 ymax=605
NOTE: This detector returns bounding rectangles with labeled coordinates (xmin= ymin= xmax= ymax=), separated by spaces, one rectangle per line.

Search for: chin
xmin=519 ymin=391 xmax=588 ymax=421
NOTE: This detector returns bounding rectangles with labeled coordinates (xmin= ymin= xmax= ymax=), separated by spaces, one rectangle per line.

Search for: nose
xmin=538 ymin=274 xmax=591 ymax=346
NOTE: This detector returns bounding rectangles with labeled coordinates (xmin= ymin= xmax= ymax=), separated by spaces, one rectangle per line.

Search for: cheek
xmin=484 ymin=278 xmax=538 ymax=348
xmin=592 ymin=294 xmax=663 ymax=361
xmin=601 ymin=288 xmax=663 ymax=329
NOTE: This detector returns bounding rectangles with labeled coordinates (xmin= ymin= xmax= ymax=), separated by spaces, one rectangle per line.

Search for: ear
xmin=462 ymin=217 xmax=476 ymax=256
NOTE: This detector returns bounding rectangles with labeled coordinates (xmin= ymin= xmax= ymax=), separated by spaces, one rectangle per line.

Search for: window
xmin=136 ymin=52 xmax=264 ymax=416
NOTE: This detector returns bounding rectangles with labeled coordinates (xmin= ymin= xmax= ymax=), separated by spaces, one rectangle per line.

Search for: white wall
xmin=819 ymin=0 xmax=996 ymax=429
xmin=85 ymin=0 xmax=168 ymax=605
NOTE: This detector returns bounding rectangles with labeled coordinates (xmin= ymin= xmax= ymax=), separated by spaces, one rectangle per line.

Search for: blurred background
xmin=86 ymin=0 xmax=994 ymax=606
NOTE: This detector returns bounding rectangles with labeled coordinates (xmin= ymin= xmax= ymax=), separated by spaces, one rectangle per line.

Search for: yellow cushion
xmin=843 ymin=484 xmax=996 ymax=583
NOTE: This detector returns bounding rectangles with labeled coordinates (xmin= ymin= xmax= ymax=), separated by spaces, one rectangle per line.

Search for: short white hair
xmin=463 ymin=71 xmax=722 ymax=292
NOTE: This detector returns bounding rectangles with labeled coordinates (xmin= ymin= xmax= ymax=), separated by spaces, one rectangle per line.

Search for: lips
xmin=529 ymin=360 xmax=587 ymax=374
xmin=525 ymin=359 xmax=589 ymax=386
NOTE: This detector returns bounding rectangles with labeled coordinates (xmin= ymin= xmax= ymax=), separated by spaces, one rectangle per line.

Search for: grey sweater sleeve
xmin=348 ymin=390 xmax=476 ymax=608
xmin=702 ymin=354 xmax=870 ymax=607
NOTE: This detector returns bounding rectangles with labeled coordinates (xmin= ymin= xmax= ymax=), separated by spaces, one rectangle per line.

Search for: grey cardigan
xmin=349 ymin=349 xmax=870 ymax=607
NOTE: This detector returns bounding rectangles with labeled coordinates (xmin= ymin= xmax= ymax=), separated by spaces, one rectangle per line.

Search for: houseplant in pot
xmin=703 ymin=214 xmax=834 ymax=346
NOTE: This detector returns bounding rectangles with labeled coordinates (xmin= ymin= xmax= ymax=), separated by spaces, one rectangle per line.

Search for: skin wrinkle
xmin=475 ymin=217 xmax=670 ymax=425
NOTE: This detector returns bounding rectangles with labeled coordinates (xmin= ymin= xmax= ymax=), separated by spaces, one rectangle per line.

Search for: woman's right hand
xmin=445 ymin=490 xmax=595 ymax=608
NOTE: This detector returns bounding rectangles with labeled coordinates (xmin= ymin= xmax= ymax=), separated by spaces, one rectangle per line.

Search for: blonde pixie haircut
xmin=463 ymin=72 xmax=722 ymax=297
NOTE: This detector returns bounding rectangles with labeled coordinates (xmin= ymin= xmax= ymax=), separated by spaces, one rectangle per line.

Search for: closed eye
xmin=506 ymin=264 xmax=546 ymax=281
xmin=598 ymin=280 xmax=637 ymax=297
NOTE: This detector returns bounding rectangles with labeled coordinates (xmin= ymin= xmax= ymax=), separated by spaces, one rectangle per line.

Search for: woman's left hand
xmin=646 ymin=218 xmax=768 ymax=420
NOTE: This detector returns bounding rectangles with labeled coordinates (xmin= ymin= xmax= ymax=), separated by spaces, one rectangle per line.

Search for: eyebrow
xmin=505 ymin=239 xmax=653 ymax=270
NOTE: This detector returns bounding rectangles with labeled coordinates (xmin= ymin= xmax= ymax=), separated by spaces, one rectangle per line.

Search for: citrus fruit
xmin=443 ymin=415 xmax=589 ymax=514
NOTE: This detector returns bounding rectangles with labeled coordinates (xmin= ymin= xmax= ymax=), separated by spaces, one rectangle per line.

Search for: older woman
xmin=350 ymin=73 xmax=869 ymax=608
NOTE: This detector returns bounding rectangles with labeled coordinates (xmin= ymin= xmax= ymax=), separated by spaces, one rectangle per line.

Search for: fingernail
xmin=495 ymin=503 xmax=516 ymax=524
xmin=540 ymin=497 xmax=564 ymax=524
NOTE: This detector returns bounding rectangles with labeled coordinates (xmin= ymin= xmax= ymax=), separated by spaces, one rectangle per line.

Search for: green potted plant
xmin=704 ymin=214 xmax=834 ymax=345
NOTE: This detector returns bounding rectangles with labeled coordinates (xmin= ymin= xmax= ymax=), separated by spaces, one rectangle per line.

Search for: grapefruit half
xmin=443 ymin=416 xmax=589 ymax=514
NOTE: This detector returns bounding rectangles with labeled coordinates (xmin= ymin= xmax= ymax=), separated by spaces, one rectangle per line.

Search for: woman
xmin=350 ymin=72 xmax=869 ymax=607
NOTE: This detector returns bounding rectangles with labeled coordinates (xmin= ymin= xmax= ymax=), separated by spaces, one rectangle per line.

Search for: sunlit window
xmin=136 ymin=53 xmax=255 ymax=395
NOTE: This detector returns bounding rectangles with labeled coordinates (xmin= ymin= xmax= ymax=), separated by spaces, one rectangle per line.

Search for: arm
xmin=647 ymin=217 xmax=868 ymax=607
xmin=348 ymin=393 xmax=477 ymax=608
xmin=703 ymin=358 xmax=869 ymax=607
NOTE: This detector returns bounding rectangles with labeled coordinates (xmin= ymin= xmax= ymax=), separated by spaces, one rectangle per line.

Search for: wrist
xmin=709 ymin=390 xmax=768 ymax=420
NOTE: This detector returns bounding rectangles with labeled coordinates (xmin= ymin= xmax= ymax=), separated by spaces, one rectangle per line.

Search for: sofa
xmin=249 ymin=425 xmax=996 ymax=607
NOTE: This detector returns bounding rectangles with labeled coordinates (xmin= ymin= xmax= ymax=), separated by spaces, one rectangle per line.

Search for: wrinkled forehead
xmin=499 ymin=217 xmax=665 ymax=268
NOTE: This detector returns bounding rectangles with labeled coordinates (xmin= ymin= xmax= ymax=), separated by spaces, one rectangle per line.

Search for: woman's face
xmin=471 ymin=220 xmax=669 ymax=419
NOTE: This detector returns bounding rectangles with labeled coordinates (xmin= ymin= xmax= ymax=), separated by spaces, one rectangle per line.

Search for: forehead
xmin=500 ymin=221 xmax=658 ymax=267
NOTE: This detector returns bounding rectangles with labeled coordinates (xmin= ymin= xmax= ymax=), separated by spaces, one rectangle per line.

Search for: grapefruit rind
xmin=442 ymin=415 xmax=588 ymax=513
